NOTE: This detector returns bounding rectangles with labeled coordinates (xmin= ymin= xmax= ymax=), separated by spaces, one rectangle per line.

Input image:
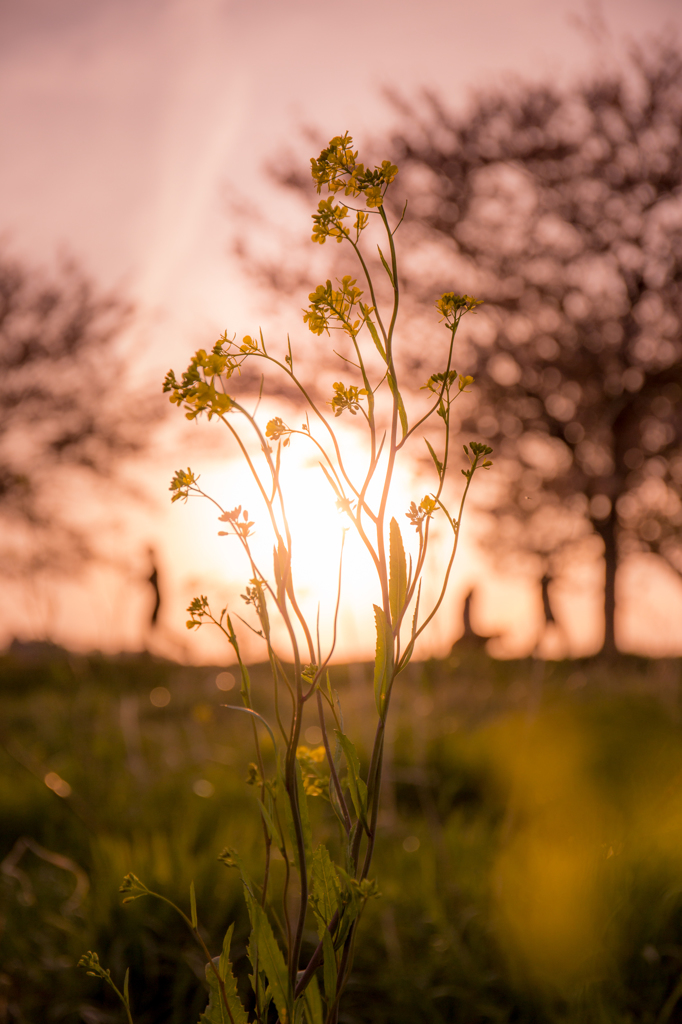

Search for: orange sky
xmin=2 ymin=0 xmax=682 ymax=661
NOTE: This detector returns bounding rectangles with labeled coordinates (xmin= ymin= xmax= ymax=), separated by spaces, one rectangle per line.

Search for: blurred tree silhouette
xmin=381 ymin=42 xmax=682 ymax=654
xmin=0 ymin=252 xmax=158 ymax=577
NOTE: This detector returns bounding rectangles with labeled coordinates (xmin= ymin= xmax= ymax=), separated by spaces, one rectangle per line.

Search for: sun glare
xmin=192 ymin=414 xmax=446 ymax=662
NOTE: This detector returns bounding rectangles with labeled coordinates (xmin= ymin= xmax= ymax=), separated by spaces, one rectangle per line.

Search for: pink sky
xmin=2 ymin=0 xmax=682 ymax=661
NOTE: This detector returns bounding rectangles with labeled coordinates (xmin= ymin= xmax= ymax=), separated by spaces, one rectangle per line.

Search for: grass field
xmin=2 ymin=645 xmax=682 ymax=1023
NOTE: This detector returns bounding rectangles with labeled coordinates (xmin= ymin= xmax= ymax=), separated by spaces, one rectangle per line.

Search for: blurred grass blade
xmin=190 ymin=880 xmax=198 ymax=930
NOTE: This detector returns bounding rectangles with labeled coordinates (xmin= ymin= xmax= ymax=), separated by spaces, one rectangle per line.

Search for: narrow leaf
xmin=372 ymin=604 xmax=391 ymax=718
xmin=256 ymin=798 xmax=276 ymax=845
xmin=334 ymin=731 xmax=368 ymax=828
xmin=364 ymin=314 xmax=386 ymax=362
xmin=219 ymin=923 xmax=234 ymax=982
xmin=424 ymin=439 xmax=443 ymax=478
xmin=387 ymin=373 xmax=408 ymax=439
xmin=303 ymin=975 xmax=324 ymax=1024
xmin=333 ymin=896 xmax=359 ymax=951
xmin=225 ymin=615 xmax=251 ymax=703
xmin=295 ymin=758 xmax=313 ymax=869
xmin=389 ymin=518 xmax=407 ymax=623
xmin=280 ymin=764 xmax=301 ymax=871
xmin=322 ymin=927 xmax=338 ymax=1005
xmin=276 ymin=539 xmax=294 ymax=601
xmin=377 ymin=245 xmax=394 ymax=287
xmin=190 ymin=880 xmax=198 ymax=930
xmin=123 ymin=968 xmax=129 ymax=1007
xmin=411 ymin=580 xmax=422 ymax=640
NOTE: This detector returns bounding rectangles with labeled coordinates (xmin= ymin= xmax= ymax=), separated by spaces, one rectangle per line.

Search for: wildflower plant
xmin=81 ymin=133 xmax=491 ymax=1024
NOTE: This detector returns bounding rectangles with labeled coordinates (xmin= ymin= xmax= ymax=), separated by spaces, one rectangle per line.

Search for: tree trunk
xmin=596 ymin=510 xmax=618 ymax=657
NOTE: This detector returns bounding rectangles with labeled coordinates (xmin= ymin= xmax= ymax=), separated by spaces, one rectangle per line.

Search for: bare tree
xmin=382 ymin=41 xmax=682 ymax=655
xmin=0 ymin=251 xmax=160 ymax=577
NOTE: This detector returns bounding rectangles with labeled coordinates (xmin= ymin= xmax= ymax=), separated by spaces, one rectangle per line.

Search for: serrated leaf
xmin=334 ymin=731 xmax=368 ymax=829
xmin=389 ymin=518 xmax=407 ymax=623
xmin=218 ymin=925 xmax=249 ymax=1024
xmin=424 ymin=439 xmax=443 ymax=478
xmin=310 ymin=844 xmax=341 ymax=938
xmin=199 ymin=955 xmax=247 ymax=1024
xmin=219 ymin=925 xmax=234 ymax=982
xmin=372 ymin=604 xmax=391 ymax=718
xmin=242 ymin=885 xmax=291 ymax=1023
xmin=322 ymin=927 xmax=338 ymax=1006
xmin=190 ymin=880 xmax=198 ymax=930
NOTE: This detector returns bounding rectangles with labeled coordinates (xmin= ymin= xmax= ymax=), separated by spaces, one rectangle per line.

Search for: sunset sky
xmin=2 ymin=0 xmax=682 ymax=662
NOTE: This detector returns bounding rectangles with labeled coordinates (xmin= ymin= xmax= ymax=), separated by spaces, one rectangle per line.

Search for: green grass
xmin=2 ymin=647 xmax=682 ymax=1023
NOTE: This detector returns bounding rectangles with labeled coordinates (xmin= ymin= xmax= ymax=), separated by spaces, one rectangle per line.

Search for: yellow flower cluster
xmin=296 ymin=745 xmax=327 ymax=797
xmin=169 ymin=466 xmax=198 ymax=503
xmin=310 ymin=133 xmax=398 ymax=205
xmin=435 ymin=293 xmax=483 ymax=325
xmin=265 ymin=417 xmax=291 ymax=446
xmin=329 ymin=381 xmax=369 ymax=417
xmin=163 ymin=347 xmax=237 ymax=421
xmin=218 ymin=505 xmax=255 ymax=540
xmin=405 ymin=495 xmax=438 ymax=531
xmin=303 ymin=277 xmax=364 ymax=336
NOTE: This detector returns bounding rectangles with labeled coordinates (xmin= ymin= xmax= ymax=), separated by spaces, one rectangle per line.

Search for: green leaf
xmin=280 ymin=764 xmax=302 ymax=872
xmin=225 ymin=615 xmax=251 ymax=703
xmin=199 ymin=954 xmax=247 ymax=1024
xmin=424 ymin=439 xmax=443 ymax=478
xmin=274 ymin=540 xmax=293 ymax=602
xmin=303 ymin=975 xmax=324 ymax=1024
xmin=333 ymin=891 xmax=359 ymax=951
xmin=376 ymin=245 xmax=394 ymax=287
xmin=242 ymin=885 xmax=291 ymax=1023
xmin=322 ymin=927 xmax=338 ymax=1006
xmin=389 ymin=518 xmax=407 ymax=623
xmin=310 ymin=844 xmax=341 ymax=938
xmin=363 ymin=311 xmax=386 ymax=362
xmin=334 ymin=731 xmax=368 ymax=828
xmin=256 ymin=797 xmax=278 ymax=848
xmin=411 ymin=580 xmax=422 ymax=640
xmin=190 ymin=880 xmax=198 ymax=930
xmin=372 ymin=604 xmax=391 ymax=718
xmin=217 ymin=925 xmax=249 ymax=1024
xmin=387 ymin=372 xmax=408 ymax=439
xmin=219 ymin=924 xmax=234 ymax=982
xmin=295 ymin=758 xmax=313 ymax=869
